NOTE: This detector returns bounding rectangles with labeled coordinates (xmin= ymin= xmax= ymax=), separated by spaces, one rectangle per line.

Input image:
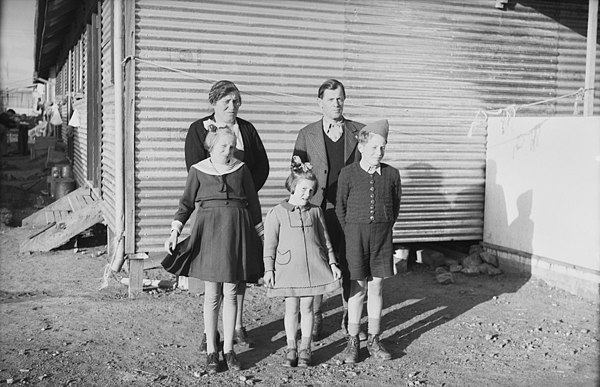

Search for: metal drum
xmin=54 ymin=178 xmax=75 ymax=199
xmin=61 ymin=164 xmax=73 ymax=178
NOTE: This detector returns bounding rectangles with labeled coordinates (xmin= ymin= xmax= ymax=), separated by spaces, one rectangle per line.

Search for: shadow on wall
xmin=485 ymin=158 xmax=535 ymax=274
xmin=517 ymin=0 xmax=594 ymax=38
xmin=508 ymin=190 xmax=535 ymax=255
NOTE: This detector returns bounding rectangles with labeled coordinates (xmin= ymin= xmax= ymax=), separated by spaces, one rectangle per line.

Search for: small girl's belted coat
xmin=263 ymin=201 xmax=340 ymax=297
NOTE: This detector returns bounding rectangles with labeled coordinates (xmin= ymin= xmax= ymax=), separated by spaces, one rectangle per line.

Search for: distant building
xmin=1 ymin=86 xmax=38 ymax=115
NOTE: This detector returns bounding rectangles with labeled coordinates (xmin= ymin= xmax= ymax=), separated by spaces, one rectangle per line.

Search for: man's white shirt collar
xmin=322 ymin=116 xmax=344 ymax=130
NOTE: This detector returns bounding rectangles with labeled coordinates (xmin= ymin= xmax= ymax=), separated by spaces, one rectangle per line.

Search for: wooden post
xmin=128 ymin=253 xmax=148 ymax=298
xmin=188 ymin=278 xmax=205 ymax=295
xmin=584 ymin=0 xmax=598 ymax=116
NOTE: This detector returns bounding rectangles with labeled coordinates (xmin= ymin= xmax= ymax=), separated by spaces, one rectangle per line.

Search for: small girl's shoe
xmin=223 ymin=350 xmax=242 ymax=371
xmin=206 ymin=352 xmax=219 ymax=374
xmin=282 ymin=348 xmax=298 ymax=367
xmin=297 ymin=349 xmax=311 ymax=367
xmin=233 ymin=327 xmax=255 ymax=348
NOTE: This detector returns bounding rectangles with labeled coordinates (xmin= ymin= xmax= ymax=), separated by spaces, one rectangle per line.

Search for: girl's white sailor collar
xmin=192 ymin=158 xmax=244 ymax=175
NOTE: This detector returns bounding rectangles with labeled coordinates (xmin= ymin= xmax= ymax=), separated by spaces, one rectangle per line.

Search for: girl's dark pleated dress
xmin=162 ymin=161 xmax=263 ymax=283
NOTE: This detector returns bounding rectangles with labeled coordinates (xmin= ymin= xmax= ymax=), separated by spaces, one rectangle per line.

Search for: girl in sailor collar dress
xmin=263 ymin=157 xmax=342 ymax=368
xmin=164 ymin=127 xmax=263 ymax=374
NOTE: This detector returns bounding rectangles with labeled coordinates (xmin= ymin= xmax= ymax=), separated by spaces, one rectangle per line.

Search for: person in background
xmin=292 ymin=79 xmax=365 ymax=341
xmin=336 ymin=119 xmax=401 ymax=364
xmin=17 ymin=114 xmax=30 ymax=155
xmin=184 ymin=80 xmax=270 ymax=348
xmin=0 ymin=110 xmax=17 ymax=157
xmin=164 ymin=127 xmax=264 ymax=373
xmin=36 ymin=98 xmax=45 ymax=119
xmin=263 ymin=157 xmax=342 ymax=368
xmin=0 ymin=113 xmax=12 ymax=157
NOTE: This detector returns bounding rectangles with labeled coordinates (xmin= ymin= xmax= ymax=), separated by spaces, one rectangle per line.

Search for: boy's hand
xmin=331 ymin=264 xmax=342 ymax=280
xmin=263 ymin=271 xmax=275 ymax=288
xmin=164 ymin=231 xmax=178 ymax=254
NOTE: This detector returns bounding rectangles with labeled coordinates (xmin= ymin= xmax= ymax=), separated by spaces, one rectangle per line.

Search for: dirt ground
xmin=1 ymin=150 xmax=599 ymax=387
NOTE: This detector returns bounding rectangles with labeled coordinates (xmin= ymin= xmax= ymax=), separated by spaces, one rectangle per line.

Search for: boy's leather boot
xmin=341 ymin=334 xmax=360 ymax=364
xmin=366 ymin=334 xmax=391 ymax=361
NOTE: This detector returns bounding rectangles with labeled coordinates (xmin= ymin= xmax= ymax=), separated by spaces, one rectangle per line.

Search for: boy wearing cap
xmin=335 ymin=119 xmax=401 ymax=363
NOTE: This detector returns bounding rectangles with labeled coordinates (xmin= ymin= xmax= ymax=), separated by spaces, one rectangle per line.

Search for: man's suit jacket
xmin=293 ymin=118 xmax=365 ymax=207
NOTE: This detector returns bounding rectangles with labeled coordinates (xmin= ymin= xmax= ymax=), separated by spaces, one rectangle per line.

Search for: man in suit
xmin=293 ymin=79 xmax=365 ymax=340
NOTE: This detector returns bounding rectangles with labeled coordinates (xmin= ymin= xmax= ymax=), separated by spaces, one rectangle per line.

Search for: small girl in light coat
xmin=263 ymin=157 xmax=342 ymax=367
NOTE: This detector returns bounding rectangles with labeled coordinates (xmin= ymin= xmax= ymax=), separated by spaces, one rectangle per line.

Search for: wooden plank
xmin=75 ymin=195 xmax=88 ymax=210
xmin=26 ymin=222 xmax=56 ymax=239
xmin=19 ymin=201 xmax=105 ymax=253
xmin=22 ymin=187 xmax=89 ymax=227
xmin=68 ymin=195 xmax=83 ymax=211
xmin=44 ymin=211 xmax=55 ymax=224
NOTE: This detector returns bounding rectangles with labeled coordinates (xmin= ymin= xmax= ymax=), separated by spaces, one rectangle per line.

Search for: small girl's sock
xmin=287 ymin=339 xmax=297 ymax=349
xmin=348 ymin=322 xmax=361 ymax=337
xmin=368 ymin=318 xmax=381 ymax=336
xmin=299 ymin=335 xmax=312 ymax=351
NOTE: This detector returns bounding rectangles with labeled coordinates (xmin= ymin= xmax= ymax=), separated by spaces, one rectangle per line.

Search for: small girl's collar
xmin=281 ymin=200 xmax=311 ymax=212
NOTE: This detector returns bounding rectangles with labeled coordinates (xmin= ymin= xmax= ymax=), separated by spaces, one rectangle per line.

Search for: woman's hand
xmin=164 ymin=230 xmax=178 ymax=254
xmin=331 ymin=264 xmax=342 ymax=280
xmin=263 ymin=271 xmax=275 ymax=288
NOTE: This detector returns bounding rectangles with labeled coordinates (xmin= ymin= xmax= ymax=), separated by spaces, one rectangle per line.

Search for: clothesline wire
xmin=129 ymin=57 xmax=319 ymax=115
xmin=468 ymin=87 xmax=593 ymax=136
xmin=126 ymin=57 xmax=592 ymax=141
xmin=128 ymin=56 xmax=410 ymax=113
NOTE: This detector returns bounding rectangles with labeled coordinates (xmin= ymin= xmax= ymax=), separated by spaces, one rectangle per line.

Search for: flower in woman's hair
xmin=203 ymin=119 xmax=218 ymax=132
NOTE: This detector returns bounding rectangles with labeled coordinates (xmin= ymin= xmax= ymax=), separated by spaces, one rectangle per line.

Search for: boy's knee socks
xmin=368 ymin=318 xmax=380 ymax=335
xmin=348 ymin=322 xmax=361 ymax=336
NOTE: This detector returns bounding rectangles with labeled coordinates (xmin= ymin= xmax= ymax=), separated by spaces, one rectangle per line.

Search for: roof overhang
xmin=34 ymin=0 xmax=82 ymax=80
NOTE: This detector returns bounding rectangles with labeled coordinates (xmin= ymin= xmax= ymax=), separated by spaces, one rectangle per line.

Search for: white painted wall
xmin=484 ymin=117 xmax=600 ymax=272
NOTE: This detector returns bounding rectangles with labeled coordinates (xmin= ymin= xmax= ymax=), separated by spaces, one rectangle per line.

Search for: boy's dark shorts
xmin=344 ymin=222 xmax=394 ymax=280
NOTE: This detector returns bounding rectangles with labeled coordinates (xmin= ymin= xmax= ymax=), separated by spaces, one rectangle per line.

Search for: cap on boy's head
xmin=360 ymin=119 xmax=389 ymax=141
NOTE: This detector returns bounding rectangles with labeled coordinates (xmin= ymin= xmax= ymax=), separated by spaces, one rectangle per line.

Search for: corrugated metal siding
xmin=72 ymin=98 xmax=88 ymax=188
xmin=132 ymin=0 xmax=598 ymax=253
xmin=72 ymin=30 xmax=88 ymax=189
xmin=101 ymin=0 xmax=116 ymax=232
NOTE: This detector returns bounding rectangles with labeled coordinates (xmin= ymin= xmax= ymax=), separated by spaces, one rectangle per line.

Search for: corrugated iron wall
xmin=53 ymin=38 xmax=87 ymax=190
xmin=101 ymin=0 xmax=116 ymax=232
xmin=72 ymin=29 xmax=88 ymax=189
xmin=131 ymin=0 xmax=599 ymax=253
